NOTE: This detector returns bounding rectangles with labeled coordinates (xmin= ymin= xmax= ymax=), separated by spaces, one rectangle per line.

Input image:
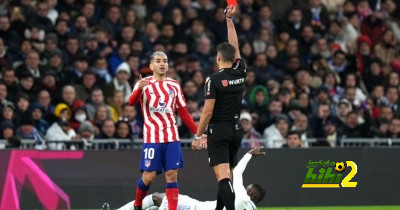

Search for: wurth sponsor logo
xmin=222 ymin=78 xmax=245 ymax=86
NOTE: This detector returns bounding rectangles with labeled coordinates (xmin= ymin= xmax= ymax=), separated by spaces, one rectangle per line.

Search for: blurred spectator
xmin=74 ymin=69 xmax=98 ymax=102
xmin=374 ymin=29 xmax=398 ymax=74
xmin=248 ymin=85 xmax=269 ymax=124
xmin=36 ymin=89 xmax=55 ymax=121
xmin=93 ymin=104 xmax=112 ymax=132
xmin=62 ymin=36 xmax=81 ymax=67
xmin=15 ymin=93 xmax=30 ymax=119
xmin=0 ymin=38 xmax=13 ymax=70
xmin=92 ymin=56 xmax=112 ymax=83
xmin=86 ymin=88 xmax=113 ymax=120
xmin=45 ymin=118 xmax=77 ymax=150
xmin=310 ymin=102 xmax=335 ymax=137
xmin=344 ymin=73 xmax=367 ymax=105
xmin=363 ymin=58 xmax=385 ymax=93
xmin=303 ymin=0 xmax=330 ymax=34
xmin=0 ymin=15 xmax=21 ymax=52
xmin=336 ymin=99 xmax=352 ymax=127
xmin=256 ymin=99 xmax=282 ymax=133
xmin=240 ymin=112 xmax=262 ymax=148
xmin=27 ymin=1 xmax=53 ymax=33
xmin=282 ymin=130 xmax=302 ymax=148
xmin=338 ymin=106 xmax=373 ymax=138
xmin=29 ymin=102 xmax=49 ymax=135
xmin=360 ymin=11 xmax=387 ymax=46
xmin=16 ymin=50 xmax=45 ymax=79
xmin=104 ymin=62 xmax=131 ymax=103
xmin=297 ymin=91 xmax=313 ymax=115
xmin=384 ymin=71 xmax=400 ymax=90
xmin=100 ymin=5 xmax=122 ymax=38
xmin=324 ymin=116 xmax=339 ymax=147
xmin=96 ymin=119 xmax=116 ymax=139
xmin=280 ymin=7 xmax=305 ymax=39
xmin=70 ymin=101 xmax=89 ymax=131
xmin=108 ymin=90 xmax=125 ymax=118
xmin=311 ymin=86 xmax=335 ymax=114
xmin=54 ymin=103 xmax=72 ymax=121
xmin=109 ymin=43 xmax=131 ymax=76
xmin=1 ymin=122 xmax=15 ymax=139
xmin=263 ymin=114 xmax=290 ymax=148
xmin=1 ymin=101 xmax=15 ymax=125
xmin=60 ymin=85 xmax=83 ymax=108
xmin=115 ymin=120 xmax=133 ymax=139
xmin=63 ymin=55 xmax=89 ymax=85
xmin=291 ymin=113 xmax=313 ymax=147
xmin=16 ymin=113 xmax=45 ymax=150
xmin=384 ymin=118 xmax=400 ymax=138
xmin=121 ymin=103 xmax=142 ymax=138
xmin=1 ymin=68 xmax=18 ymax=102
xmin=328 ymin=50 xmax=355 ymax=84
xmin=17 ymin=71 xmax=37 ymax=100
xmin=381 ymin=86 xmax=400 ymax=116
xmin=41 ymin=71 xmax=62 ymax=104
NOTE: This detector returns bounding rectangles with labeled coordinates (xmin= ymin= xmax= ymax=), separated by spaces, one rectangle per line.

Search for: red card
xmin=227 ymin=0 xmax=237 ymax=6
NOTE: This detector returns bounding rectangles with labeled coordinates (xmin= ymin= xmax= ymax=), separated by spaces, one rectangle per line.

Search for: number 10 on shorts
xmin=144 ymin=148 xmax=155 ymax=159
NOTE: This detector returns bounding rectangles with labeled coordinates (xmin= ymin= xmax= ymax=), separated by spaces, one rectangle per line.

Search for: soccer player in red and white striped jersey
xmin=128 ymin=51 xmax=206 ymax=210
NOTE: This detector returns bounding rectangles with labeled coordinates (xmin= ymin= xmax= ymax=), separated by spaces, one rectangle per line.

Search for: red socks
xmin=166 ymin=182 xmax=179 ymax=210
xmin=134 ymin=178 xmax=149 ymax=207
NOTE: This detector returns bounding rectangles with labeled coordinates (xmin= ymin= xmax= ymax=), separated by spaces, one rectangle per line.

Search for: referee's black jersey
xmin=205 ymin=59 xmax=247 ymax=122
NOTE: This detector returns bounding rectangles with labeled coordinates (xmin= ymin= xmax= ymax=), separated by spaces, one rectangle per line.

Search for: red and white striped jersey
xmin=132 ymin=76 xmax=186 ymax=143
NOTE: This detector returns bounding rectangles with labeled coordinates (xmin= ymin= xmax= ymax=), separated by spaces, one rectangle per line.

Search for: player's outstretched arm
xmin=233 ymin=146 xmax=266 ymax=194
xmin=225 ymin=6 xmax=240 ymax=59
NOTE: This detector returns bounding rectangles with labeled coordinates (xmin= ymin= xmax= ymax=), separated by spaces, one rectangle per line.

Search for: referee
xmin=192 ymin=5 xmax=246 ymax=210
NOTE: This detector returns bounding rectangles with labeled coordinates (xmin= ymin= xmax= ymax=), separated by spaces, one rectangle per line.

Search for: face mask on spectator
xmin=75 ymin=114 xmax=87 ymax=122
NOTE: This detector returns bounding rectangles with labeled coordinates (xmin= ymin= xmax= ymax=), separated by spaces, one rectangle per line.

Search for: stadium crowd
xmin=0 ymin=0 xmax=400 ymax=149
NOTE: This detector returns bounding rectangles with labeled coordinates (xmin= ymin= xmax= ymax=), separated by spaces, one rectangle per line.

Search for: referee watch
xmin=194 ymin=135 xmax=202 ymax=140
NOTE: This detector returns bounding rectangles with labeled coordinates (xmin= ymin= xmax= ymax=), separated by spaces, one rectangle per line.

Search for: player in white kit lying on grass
xmin=116 ymin=146 xmax=266 ymax=210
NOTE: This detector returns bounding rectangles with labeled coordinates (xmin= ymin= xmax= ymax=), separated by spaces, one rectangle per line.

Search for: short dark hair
xmin=250 ymin=184 xmax=266 ymax=204
xmin=216 ymin=42 xmax=236 ymax=62
xmin=287 ymin=130 xmax=301 ymax=139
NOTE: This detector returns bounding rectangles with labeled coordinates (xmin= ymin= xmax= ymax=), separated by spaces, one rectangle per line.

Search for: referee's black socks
xmin=216 ymin=178 xmax=235 ymax=210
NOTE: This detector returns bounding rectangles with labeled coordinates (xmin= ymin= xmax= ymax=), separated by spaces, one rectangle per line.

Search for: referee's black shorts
xmin=207 ymin=122 xmax=243 ymax=167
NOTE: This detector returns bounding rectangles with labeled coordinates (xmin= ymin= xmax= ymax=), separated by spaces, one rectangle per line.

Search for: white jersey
xmin=233 ymin=153 xmax=257 ymax=210
xmin=159 ymin=194 xmax=216 ymax=210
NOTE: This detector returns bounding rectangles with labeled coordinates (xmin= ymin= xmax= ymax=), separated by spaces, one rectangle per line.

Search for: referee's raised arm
xmin=225 ymin=6 xmax=240 ymax=60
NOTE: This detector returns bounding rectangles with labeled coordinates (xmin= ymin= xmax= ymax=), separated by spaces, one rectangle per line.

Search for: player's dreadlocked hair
xmin=150 ymin=51 xmax=168 ymax=63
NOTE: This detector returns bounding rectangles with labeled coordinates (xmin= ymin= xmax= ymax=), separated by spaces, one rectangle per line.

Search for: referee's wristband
xmin=194 ymin=135 xmax=202 ymax=140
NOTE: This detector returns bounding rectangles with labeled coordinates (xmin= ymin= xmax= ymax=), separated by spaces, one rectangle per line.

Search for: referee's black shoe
xmin=102 ymin=203 xmax=111 ymax=210
xmin=134 ymin=206 xmax=142 ymax=210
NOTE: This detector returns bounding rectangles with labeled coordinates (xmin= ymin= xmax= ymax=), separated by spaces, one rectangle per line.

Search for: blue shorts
xmin=139 ymin=142 xmax=184 ymax=174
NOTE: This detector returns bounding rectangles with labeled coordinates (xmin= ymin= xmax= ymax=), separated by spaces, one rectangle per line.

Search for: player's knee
xmin=165 ymin=170 xmax=178 ymax=182
xmin=142 ymin=172 xmax=157 ymax=185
